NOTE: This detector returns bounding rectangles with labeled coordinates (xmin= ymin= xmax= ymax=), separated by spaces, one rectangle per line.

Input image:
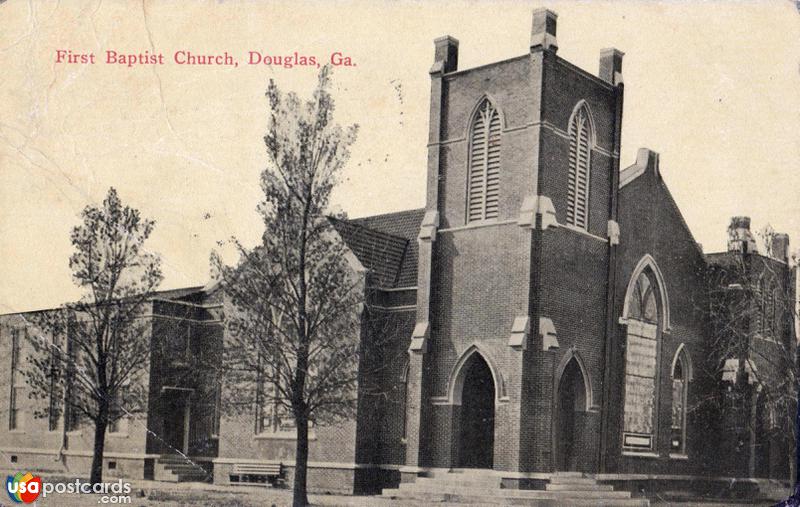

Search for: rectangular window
xmin=670 ymin=378 xmax=685 ymax=451
xmin=622 ymin=321 xmax=658 ymax=450
xmin=64 ymin=329 xmax=83 ymax=432
xmin=766 ymin=292 xmax=776 ymax=336
xmin=756 ymin=284 xmax=765 ymax=334
xmin=254 ymin=362 xmax=271 ymax=434
xmin=212 ymin=384 xmax=221 ymax=437
xmin=47 ymin=334 xmax=62 ymax=432
xmin=255 ymin=362 xmax=301 ymax=435
xmin=9 ymin=328 xmax=22 ymax=430
xmin=66 ymin=408 xmax=82 ymax=432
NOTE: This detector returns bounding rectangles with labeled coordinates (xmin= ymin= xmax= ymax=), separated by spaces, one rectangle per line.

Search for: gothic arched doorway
xmin=457 ymin=354 xmax=495 ymax=468
xmin=556 ymin=357 xmax=587 ymax=471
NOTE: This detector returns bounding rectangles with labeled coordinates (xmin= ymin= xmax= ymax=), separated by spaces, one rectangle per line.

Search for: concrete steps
xmin=395 ymin=483 xmax=633 ymax=499
xmin=155 ymin=455 xmax=209 ymax=483
xmin=546 ymin=482 xmax=615 ymax=491
xmin=380 ymin=470 xmax=650 ymax=506
xmin=380 ymin=490 xmax=649 ymax=506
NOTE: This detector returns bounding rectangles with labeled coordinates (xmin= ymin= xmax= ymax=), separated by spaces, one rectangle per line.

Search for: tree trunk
xmin=90 ymin=415 xmax=107 ymax=485
xmin=293 ymin=414 xmax=310 ymax=507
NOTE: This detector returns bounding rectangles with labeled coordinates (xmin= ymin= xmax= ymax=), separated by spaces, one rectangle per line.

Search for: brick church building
xmin=1 ymin=8 xmax=796 ymax=501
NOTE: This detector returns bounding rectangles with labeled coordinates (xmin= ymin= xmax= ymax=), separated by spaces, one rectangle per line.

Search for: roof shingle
xmin=332 ymin=208 xmax=424 ymax=288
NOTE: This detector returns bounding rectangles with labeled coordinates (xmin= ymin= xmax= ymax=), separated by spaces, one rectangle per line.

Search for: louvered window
xmin=567 ymin=104 xmax=592 ymax=229
xmin=467 ymin=99 xmax=501 ymax=222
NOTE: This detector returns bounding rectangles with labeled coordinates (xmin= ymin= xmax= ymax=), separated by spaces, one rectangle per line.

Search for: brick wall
xmin=0 ymin=312 xmax=152 ymax=478
xmin=611 ymin=158 xmax=711 ymax=476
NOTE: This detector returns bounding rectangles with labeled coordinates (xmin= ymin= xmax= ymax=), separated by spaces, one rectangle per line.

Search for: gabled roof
xmin=619 ymin=148 xmax=704 ymax=258
xmin=332 ymin=208 xmax=424 ymax=288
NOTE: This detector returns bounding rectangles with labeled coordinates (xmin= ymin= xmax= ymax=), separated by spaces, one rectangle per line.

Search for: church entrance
xmin=556 ymin=358 xmax=586 ymax=471
xmin=161 ymin=388 xmax=191 ymax=455
xmin=457 ymin=354 xmax=495 ymax=468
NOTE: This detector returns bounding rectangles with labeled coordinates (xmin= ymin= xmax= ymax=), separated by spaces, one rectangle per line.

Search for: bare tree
xmin=699 ymin=222 xmax=798 ymax=488
xmin=212 ymin=66 xmax=366 ymax=507
xmin=23 ymin=187 xmax=162 ymax=484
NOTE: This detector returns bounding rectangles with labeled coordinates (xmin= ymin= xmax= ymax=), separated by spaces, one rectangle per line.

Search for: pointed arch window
xmin=467 ymin=99 xmax=502 ymax=223
xmin=670 ymin=347 xmax=691 ymax=454
xmin=628 ymin=272 xmax=658 ymax=324
xmin=622 ymin=267 xmax=663 ymax=451
xmin=567 ymin=103 xmax=592 ymax=229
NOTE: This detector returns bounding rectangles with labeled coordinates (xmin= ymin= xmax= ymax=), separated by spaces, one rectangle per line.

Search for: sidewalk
xmin=8 ymin=472 xmax=784 ymax=506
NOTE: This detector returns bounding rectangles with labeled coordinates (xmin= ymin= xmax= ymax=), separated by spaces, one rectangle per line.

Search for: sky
xmin=1 ymin=0 xmax=799 ymax=313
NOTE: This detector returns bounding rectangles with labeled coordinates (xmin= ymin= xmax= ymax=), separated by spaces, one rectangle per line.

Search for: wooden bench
xmin=231 ymin=463 xmax=284 ymax=486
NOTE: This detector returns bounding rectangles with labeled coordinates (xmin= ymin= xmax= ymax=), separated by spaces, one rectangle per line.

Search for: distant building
xmin=1 ymin=8 xmax=795 ymax=499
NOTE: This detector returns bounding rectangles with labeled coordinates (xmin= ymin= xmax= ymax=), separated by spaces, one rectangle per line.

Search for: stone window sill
xmin=669 ymin=453 xmax=689 ymax=460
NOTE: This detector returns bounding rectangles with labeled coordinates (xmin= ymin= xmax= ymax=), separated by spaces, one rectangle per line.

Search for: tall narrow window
xmin=671 ymin=348 xmax=691 ymax=453
xmin=401 ymin=362 xmax=410 ymax=441
xmin=764 ymin=287 xmax=776 ymax=337
xmin=212 ymin=383 xmax=222 ymax=438
xmin=755 ymin=281 xmax=764 ymax=334
xmin=9 ymin=328 xmax=22 ymax=430
xmin=567 ymin=103 xmax=592 ymax=229
xmin=255 ymin=360 xmax=298 ymax=435
xmin=65 ymin=327 xmax=83 ymax=432
xmin=467 ymin=99 xmax=501 ymax=222
xmin=254 ymin=357 xmax=273 ymax=434
xmin=47 ymin=334 xmax=61 ymax=432
xmin=622 ymin=270 xmax=661 ymax=451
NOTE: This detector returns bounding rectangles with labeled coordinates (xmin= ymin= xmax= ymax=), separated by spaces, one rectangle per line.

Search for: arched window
xmin=622 ymin=265 xmax=665 ymax=451
xmin=628 ymin=272 xmax=658 ymax=324
xmin=670 ymin=347 xmax=691 ymax=454
xmin=467 ymin=99 xmax=502 ymax=223
xmin=567 ymin=102 xmax=592 ymax=229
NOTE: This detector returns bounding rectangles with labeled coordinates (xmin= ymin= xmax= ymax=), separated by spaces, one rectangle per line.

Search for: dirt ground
xmin=14 ymin=477 xmax=786 ymax=506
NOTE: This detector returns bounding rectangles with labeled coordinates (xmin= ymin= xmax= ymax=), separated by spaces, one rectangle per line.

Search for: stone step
xmin=162 ymin=465 xmax=206 ymax=475
xmin=425 ymin=469 xmax=500 ymax=478
xmin=160 ymin=461 xmax=203 ymax=469
xmin=548 ymin=476 xmax=599 ymax=485
xmin=546 ymin=483 xmax=614 ymax=492
xmin=551 ymin=471 xmax=585 ymax=478
xmin=176 ymin=474 xmax=208 ymax=483
xmin=159 ymin=455 xmax=190 ymax=462
xmin=413 ymin=476 xmax=503 ymax=488
xmin=381 ymin=490 xmax=649 ymax=506
xmin=159 ymin=460 xmax=194 ymax=467
xmin=397 ymin=484 xmax=632 ymax=499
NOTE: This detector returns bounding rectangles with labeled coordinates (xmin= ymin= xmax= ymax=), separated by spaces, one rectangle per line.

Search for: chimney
xmin=531 ymin=8 xmax=558 ymax=53
xmin=599 ymin=48 xmax=624 ymax=85
xmin=432 ymin=36 xmax=459 ymax=74
xmin=771 ymin=233 xmax=790 ymax=263
xmin=727 ymin=216 xmax=758 ymax=254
